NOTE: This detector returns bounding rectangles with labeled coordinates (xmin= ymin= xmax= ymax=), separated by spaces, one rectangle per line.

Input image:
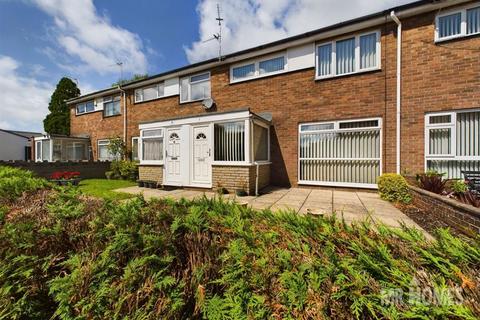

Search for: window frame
xmin=230 ymin=52 xmax=287 ymax=83
xmin=315 ymin=30 xmax=381 ymax=80
xmin=139 ymin=128 xmax=165 ymax=165
xmin=435 ymin=3 xmax=480 ymax=42
xmin=134 ymin=82 xmax=165 ymax=103
xmin=103 ymin=95 xmax=121 ymax=117
xmin=97 ymin=139 xmax=116 ymax=161
xmin=75 ymin=100 xmax=95 ymax=115
xmin=179 ymin=72 xmax=211 ymax=103
xmin=131 ymin=136 xmax=139 ymax=161
xmin=212 ymin=119 xmax=251 ymax=166
xmin=251 ymin=119 xmax=271 ymax=163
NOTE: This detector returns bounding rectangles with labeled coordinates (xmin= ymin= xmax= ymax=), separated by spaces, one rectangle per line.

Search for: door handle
xmin=208 ymin=149 xmax=211 ymax=157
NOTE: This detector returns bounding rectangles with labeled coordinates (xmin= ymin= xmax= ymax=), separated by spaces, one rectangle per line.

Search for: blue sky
xmin=0 ymin=0 xmax=413 ymax=132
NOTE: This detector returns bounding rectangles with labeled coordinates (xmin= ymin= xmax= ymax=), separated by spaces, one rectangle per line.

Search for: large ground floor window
xmin=425 ymin=110 xmax=480 ymax=178
xmin=299 ymin=118 xmax=381 ymax=188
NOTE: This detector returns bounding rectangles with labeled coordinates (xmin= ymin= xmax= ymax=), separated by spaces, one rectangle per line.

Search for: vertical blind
xmin=336 ymin=38 xmax=355 ymax=75
xmin=214 ymin=121 xmax=245 ymax=161
xmin=299 ymin=123 xmax=381 ymax=185
xmin=456 ymin=111 xmax=480 ymax=157
xmin=259 ymin=56 xmax=285 ymax=74
xmin=233 ymin=63 xmax=255 ymax=80
xmin=429 ymin=128 xmax=451 ymax=155
xmin=317 ymin=44 xmax=332 ymax=77
xmin=360 ymin=33 xmax=376 ymax=69
xmin=438 ymin=13 xmax=461 ymax=38
xmin=467 ymin=7 xmax=480 ymax=34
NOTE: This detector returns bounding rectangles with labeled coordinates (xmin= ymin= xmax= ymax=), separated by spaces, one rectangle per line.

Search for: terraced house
xmin=40 ymin=0 xmax=480 ymax=194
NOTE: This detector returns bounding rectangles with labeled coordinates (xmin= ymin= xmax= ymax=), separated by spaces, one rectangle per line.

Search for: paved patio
xmin=115 ymin=186 xmax=428 ymax=233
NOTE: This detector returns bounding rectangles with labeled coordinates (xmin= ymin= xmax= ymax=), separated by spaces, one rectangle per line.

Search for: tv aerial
xmin=203 ymin=3 xmax=224 ymax=61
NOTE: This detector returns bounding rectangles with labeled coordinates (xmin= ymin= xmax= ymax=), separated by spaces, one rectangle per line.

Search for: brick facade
xmin=211 ymin=163 xmax=270 ymax=195
xmin=70 ymin=2 xmax=480 ymax=189
xmin=138 ymin=165 xmax=163 ymax=184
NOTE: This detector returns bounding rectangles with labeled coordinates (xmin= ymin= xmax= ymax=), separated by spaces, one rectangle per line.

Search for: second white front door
xmin=165 ymin=128 xmax=182 ymax=184
xmin=192 ymin=126 xmax=211 ymax=185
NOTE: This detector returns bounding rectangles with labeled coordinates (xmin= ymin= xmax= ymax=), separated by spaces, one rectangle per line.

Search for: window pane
xmin=336 ymin=38 xmax=355 ymax=74
xmin=360 ymin=33 xmax=377 ymax=69
xmin=191 ymin=80 xmax=210 ymax=101
xmin=456 ymin=111 xmax=480 ymax=156
xmin=317 ymin=44 xmax=332 ymax=77
xmin=132 ymin=138 xmax=139 ymax=161
xmin=253 ymin=124 xmax=269 ymax=161
xmin=74 ymin=144 xmax=86 ymax=160
xmin=76 ymin=104 xmax=85 ymax=114
xmin=429 ymin=115 xmax=451 ymax=124
xmin=191 ymin=73 xmax=209 ymax=83
xmin=467 ymin=7 xmax=480 ymax=34
xmin=53 ymin=142 xmax=62 ymax=161
xmin=232 ymin=63 xmax=255 ymax=80
xmin=41 ymin=140 xmax=50 ymax=161
xmin=142 ymin=85 xmax=158 ymax=101
xmin=158 ymin=83 xmax=165 ymax=97
xmin=98 ymin=145 xmax=110 ymax=160
xmin=104 ymin=100 xmax=121 ymax=116
xmin=339 ymin=120 xmax=379 ymax=129
xmin=438 ymin=13 xmax=461 ymax=38
xmin=143 ymin=129 xmax=163 ymax=137
xmin=259 ymin=56 xmax=284 ymax=74
xmin=429 ymin=128 xmax=451 ymax=155
xmin=85 ymin=101 xmax=95 ymax=112
xmin=180 ymin=77 xmax=189 ymax=102
xmin=36 ymin=141 xmax=42 ymax=160
xmin=143 ymin=138 xmax=163 ymax=161
xmin=300 ymin=123 xmax=334 ymax=131
xmin=135 ymin=89 xmax=143 ymax=102
xmin=214 ymin=121 xmax=245 ymax=161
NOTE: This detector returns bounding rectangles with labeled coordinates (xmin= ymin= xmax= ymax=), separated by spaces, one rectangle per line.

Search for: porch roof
xmin=139 ymin=108 xmax=271 ymax=129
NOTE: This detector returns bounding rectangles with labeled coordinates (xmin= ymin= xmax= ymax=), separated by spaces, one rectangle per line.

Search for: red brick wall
xmin=70 ymin=3 xmax=480 ymax=188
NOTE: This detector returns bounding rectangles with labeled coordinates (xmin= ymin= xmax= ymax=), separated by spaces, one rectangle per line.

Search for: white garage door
xmin=298 ymin=118 xmax=382 ymax=188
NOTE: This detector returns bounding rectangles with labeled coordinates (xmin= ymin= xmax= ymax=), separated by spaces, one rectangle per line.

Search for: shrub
xmin=457 ymin=191 xmax=480 ymax=208
xmin=0 ymin=166 xmax=49 ymax=202
xmin=416 ymin=170 xmax=447 ymax=194
xmin=377 ymin=173 xmax=412 ymax=204
xmin=451 ymin=179 xmax=469 ymax=194
xmin=110 ymin=160 xmax=138 ymax=181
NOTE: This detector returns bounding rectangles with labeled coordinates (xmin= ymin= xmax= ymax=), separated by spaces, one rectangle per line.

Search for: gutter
xmin=118 ymin=85 xmax=127 ymax=155
xmin=391 ymin=11 xmax=402 ymax=175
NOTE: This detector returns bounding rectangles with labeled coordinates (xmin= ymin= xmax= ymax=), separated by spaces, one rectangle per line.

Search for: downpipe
xmin=391 ymin=11 xmax=402 ymax=175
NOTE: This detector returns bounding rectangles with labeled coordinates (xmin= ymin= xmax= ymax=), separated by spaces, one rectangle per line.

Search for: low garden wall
xmin=409 ymin=185 xmax=480 ymax=235
xmin=0 ymin=161 xmax=111 ymax=179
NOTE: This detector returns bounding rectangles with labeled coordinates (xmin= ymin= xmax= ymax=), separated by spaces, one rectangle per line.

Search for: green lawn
xmin=78 ymin=179 xmax=137 ymax=200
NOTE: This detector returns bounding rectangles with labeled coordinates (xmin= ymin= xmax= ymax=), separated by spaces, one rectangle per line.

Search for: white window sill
xmin=230 ymin=69 xmax=287 ymax=84
xmin=315 ymin=66 xmax=381 ymax=81
xmin=435 ymin=31 xmax=480 ymax=43
xmin=179 ymin=97 xmax=210 ymax=105
xmin=140 ymin=161 xmax=164 ymax=166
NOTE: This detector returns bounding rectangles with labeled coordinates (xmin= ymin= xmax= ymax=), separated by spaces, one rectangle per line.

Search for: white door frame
xmin=164 ymin=127 xmax=182 ymax=186
xmin=191 ymin=124 xmax=213 ymax=187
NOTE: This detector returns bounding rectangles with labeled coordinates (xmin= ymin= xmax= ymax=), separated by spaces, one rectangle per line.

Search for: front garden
xmin=1 ymin=165 xmax=480 ymax=319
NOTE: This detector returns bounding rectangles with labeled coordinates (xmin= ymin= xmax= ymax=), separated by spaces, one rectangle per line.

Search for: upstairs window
xmin=316 ymin=31 xmax=380 ymax=79
xmin=180 ymin=72 xmax=211 ymax=103
xmin=134 ymin=83 xmax=165 ymax=103
xmin=103 ymin=95 xmax=121 ymax=117
xmin=76 ymin=100 xmax=95 ymax=115
xmin=231 ymin=54 xmax=286 ymax=82
xmin=436 ymin=5 xmax=480 ymax=41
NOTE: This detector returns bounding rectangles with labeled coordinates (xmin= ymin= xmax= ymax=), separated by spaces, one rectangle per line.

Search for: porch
xmin=34 ymin=135 xmax=90 ymax=162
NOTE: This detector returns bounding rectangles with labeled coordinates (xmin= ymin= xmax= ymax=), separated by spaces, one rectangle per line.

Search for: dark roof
xmin=0 ymin=129 xmax=42 ymax=139
xmin=70 ymin=0 xmax=437 ymax=101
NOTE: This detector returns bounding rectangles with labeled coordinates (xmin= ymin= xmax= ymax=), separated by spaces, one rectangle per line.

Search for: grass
xmin=78 ymin=178 xmax=137 ymax=200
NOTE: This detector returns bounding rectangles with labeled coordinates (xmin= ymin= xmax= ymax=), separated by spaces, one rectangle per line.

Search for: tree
xmin=43 ymin=77 xmax=81 ymax=135
xmin=111 ymin=74 xmax=148 ymax=87
xmin=107 ymin=136 xmax=127 ymax=160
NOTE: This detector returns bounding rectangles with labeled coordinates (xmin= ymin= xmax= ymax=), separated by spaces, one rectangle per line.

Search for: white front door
xmin=192 ymin=126 xmax=211 ymax=185
xmin=165 ymin=128 xmax=182 ymax=184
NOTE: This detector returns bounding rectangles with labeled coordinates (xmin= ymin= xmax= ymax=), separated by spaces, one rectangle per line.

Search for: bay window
xmin=435 ymin=4 xmax=480 ymax=41
xmin=425 ymin=110 xmax=480 ymax=178
xmin=141 ymin=129 xmax=163 ymax=162
xmin=103 ymin=96 xmax=121 ymax=117
xmin=214 ymin=121 xmax=246 ymax=162
xmin=316 ymin=31 xmax=380 ymax=79
xmin=180 ymin=72 xmax=211 ymax=103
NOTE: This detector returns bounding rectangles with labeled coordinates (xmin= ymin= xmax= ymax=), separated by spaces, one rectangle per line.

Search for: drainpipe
xmin=391 ymin=11 xmax=402 ymax=175
xmin=118 ymin=85 xmax=127 ymax=160
xmin=254 ymin=162 xmax=260 ymax=196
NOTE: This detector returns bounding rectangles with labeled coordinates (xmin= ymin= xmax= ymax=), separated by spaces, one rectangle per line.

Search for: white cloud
xmin=0 ymin=56 xmax=53 ymax=132
xmin=185 ymin=0 xmax=414 ymax=62
xmin=32 ymin=0 xmax=147 ymax=75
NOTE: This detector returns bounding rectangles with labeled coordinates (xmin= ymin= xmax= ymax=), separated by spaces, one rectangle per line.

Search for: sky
xmin=0 ymin=0 xmax=414 ymax=132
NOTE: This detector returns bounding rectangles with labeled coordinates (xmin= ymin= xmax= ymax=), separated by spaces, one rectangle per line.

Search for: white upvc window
xmin=180 ymin=72 xmax=211 ymax=103
xmin=103 ymin=95 xmax=121 ymax=117
xmin=425 ymin=110 xmax=480 ymax=178
xmin=230 ymin=53 xmax=286 ymax=83
xmin=435 ymin=4 xmax=480 ymax=42
xmin=132 ymin=137 xmax=139 ymax=161
xmin=76 ymin=100 xmax=95 ymax=115
xmin=140 ymin=129 xmax=164 ymax=165
xmin=134 ymin=82 xmax=165 ymax=103
xmin=97 ymin=139 xmax=116 ymax=161
xmin=315 ymin=30 xmax=380 ymax=79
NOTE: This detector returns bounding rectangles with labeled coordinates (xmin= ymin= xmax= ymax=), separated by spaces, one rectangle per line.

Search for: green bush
xmin=0 ymin=166 xmax=49 ymax=202
xmin=416 ymin=170 xmax=447 ymax=194
xmin=377 ymin=173 xmax=412 ymax=204
xmin=452 ymin=179 xmax=468 ymax=194
xmin=110 ymin=160 xmax=138 ymax=181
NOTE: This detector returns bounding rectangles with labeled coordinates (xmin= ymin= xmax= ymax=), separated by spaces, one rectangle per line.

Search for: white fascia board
xmin=139 ymin=110 xmax=251 ymax=130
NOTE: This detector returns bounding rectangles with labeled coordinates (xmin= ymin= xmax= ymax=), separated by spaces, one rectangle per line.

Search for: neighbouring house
xmin=65 ymin=0 xmax=480 ymax=194
xmin=0 ymin=129 xmax=42 ymax=161
xmin=33 ymin=134 xmax=91 ymax=162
